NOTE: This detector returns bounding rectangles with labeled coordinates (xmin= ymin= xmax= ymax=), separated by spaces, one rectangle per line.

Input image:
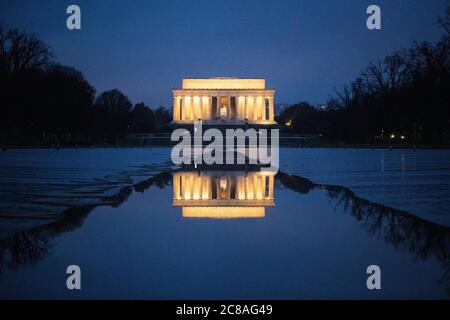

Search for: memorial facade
xmin=172 ymin=170 xmax=275 ymax=218
xmin=172 ymin=78 xmax=275 ymax=125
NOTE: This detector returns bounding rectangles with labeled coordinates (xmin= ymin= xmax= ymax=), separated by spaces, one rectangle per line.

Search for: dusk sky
xmin=0 ymin=0 xmax=447 ymax=108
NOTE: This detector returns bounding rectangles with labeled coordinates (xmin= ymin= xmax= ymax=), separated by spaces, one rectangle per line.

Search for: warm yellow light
xmin=400 ymin=135 xmax=405 ymax=140
xmin=182 ymin=78 xmax=265 ymax=90
xmin=390 ymin=134 xmax=395 ymax=139
xmin=193 ymin=96 xmax=200 ymax=104
xmin=256 ymin=96 xmax=263 ymax=104
xmin=286 ymin=119 xmax=292 ymax=126
xmin=220 ymin=177 xmax=227 ymax=189
xmin=173 ymin=171 xmax=275 ymax=212
xmin=182 ymin=207 xmax=265 ymax=218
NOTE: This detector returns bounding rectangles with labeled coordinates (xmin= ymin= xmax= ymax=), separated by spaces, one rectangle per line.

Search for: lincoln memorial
xmin=172 ymin=170 xmax=275 ymax=218
xmin=172 ymin=77 xmax=276 ymax=125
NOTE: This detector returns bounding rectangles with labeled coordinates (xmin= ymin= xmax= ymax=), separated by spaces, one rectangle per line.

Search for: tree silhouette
xmin=277 ymin=9 xmax=450 ymax=145
xmin=0 ymin=23 xmax=175 ymax=145
xmin=129 ymin=102 xmax=155 ymax=133
xmin=0 ymin=24 xmax=52 ymax=73
xmin=95 ymin=89 xmax=132 ymax=113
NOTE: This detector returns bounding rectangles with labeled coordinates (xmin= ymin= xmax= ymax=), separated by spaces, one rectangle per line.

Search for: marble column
xmin=261 ymin=97 xmax=267 ymax=121
xmin=244 ymin=96 xmax=248 ymax=120
xmin=237 ymin=96 xmax=245 ymax=120
xmin=216 ymin=178 xmax=220 ymax=199
xmin=173 ymin=173 xmax=180 ymax=199
xmin=246 ymin=96 xmax=253 ymax=121
xmin=268 ymin=175 xmax=274 ymax=199
xmin=255 ymin=175 xmax=263 ymax=200
xmin=189 ymin=96 xmax=194 ymax=121
xmin=194 ymin=175 xmax=203 ymax=200
xmin=193 ymin=96 xmax=201 ymax=120
xmin=201 ymin=96 xmax=208 ymax=120
xmin=183 ymin=96 xmax=190 ymax=121
xmin=180 ymin=96 xmax=184 ymax=120
xmin=216 ymin=96 xmax=220 ymax=119
xmin=256 ymin=96 xmax=263 ymax=121
xmin=227 ymin=96 xmax=231 ymax=121
xmin=173 ymin=96 xmax=180 ymax=121
xmin=201 ymin=175 xmax=211 ymax=200
xmin=269 ymin=96 xmax=274 ymax=121
xmin=209 ymin=96 xmax=213 ymax=120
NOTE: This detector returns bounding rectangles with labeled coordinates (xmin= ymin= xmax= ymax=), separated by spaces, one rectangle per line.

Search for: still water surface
xmin=0 ymin=148 xmax=449 ymax=299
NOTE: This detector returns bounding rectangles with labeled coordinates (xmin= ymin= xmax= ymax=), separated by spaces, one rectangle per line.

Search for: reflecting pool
xmin=0 ymin=162 xmax=449 ymax=299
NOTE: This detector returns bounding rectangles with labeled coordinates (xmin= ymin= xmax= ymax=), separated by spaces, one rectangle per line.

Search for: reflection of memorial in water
xmin=172 ymin=170 xmax=275 ymax=218
xmin=1 ymin=168 xmax=449 ymax=295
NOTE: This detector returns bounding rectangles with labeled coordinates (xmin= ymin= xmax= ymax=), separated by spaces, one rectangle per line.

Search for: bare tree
xmin=0 ymin=23 xmax=7 ymax=71
xmin=0 ymin=25 xmax=52 ymax=73
xmin=437 ymin=7 xmax=450 ymax=35
xmin=362 ymin=61 xmax=388 ymax=94
xmin=404 ymin=40 xmax=450 ymax=80
xmin=383 ymin=52 xmax=406 ymax=91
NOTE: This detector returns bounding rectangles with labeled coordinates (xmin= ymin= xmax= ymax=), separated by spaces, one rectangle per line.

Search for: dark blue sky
xmin=0 ymin=0 xmax=447 ymax=108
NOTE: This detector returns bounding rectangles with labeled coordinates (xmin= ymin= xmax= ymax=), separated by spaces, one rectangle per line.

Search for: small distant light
xmin=390 ymin=134 xmax=395 ymax=139
xmin=286 ymin=120 xmax=292 ymax=126
xmin=400 ymin=135 xmax=405 ymax=140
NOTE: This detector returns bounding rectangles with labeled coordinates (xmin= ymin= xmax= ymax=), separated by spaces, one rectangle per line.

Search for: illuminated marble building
xmin=172 ymin=78 xmax=276 ymax=125
xmin=172 ymin=170 xmax=275 ymax=218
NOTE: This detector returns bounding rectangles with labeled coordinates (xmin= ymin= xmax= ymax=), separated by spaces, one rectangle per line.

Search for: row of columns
xmin=173 ymin=172 xmax=274 ymax=201
xmin=173 ymin=95 xmax=274 ymax=122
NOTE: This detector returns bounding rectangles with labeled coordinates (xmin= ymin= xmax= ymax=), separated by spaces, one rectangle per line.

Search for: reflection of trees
xmin=277 ymin=172 xmax=450 ymax=294
xmin=2 ymin=169 xmax=450 ymax=294
xmin=324 ymin=185 xmax=450 ymax=262
xmin=276 ymin=172 xmax=315 ymax=193
xmin=134 ymin=171 xmax=172 ymax=192
xmin=0 ymin=206 xmax=90 ymax=270
xmin=0 ymin=171 xmax=172 ymax=272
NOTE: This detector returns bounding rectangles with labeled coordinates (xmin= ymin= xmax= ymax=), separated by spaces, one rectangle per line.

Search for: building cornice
xmin=172 ymin=89 xmax=275 ymax=96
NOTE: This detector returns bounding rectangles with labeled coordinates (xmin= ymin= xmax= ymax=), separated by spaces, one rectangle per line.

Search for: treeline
xmin=0 ymin=24 xmax=171 ymax=146
xmin=278 ymin=9 xmax=450 ymax=144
